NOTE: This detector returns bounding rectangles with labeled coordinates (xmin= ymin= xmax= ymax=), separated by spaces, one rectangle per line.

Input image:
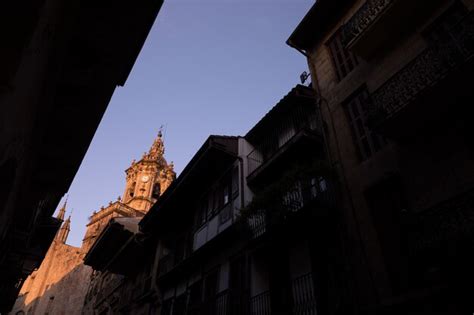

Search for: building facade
xmin=10 ymin=133 xmax=175 ymax=314
xmin=84 ymin=1 xmax=474 ymax=313
xmin=85 ymin=85 xmax=340 ymax=315
xmin=288 ymin=0 xmax=474 ymax=313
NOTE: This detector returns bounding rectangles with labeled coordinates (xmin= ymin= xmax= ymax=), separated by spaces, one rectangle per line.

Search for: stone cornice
xmin=87 ymin=202 xmax=136 ymax=226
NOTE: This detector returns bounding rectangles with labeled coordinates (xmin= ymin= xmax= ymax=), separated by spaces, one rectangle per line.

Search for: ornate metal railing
xmin=292 ymin=273 xmax=318 ymax=315
xmin=246 ymin=178 xmax=335 ymax=239
xmin=215 ymin=291 xmax=230 ymax=315
xmin=249 ymin=290 xmax=272 ymax=315
xmin=247 ymin=105 xmax=319 ymax=176
xmin=247 ymin=209 xmax=267 ymax=239
xmin=187 ymin=290 xmax=230 ymax=315
xmin=342 ymin=0 xmax=394 ymax=46
xmin=369 ymin=11 xmax=474 ymax=122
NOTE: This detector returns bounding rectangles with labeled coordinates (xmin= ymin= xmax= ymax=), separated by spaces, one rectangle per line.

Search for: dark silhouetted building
xmin=0 ymin=0 xmax=163 ymax=312
xmin=84 ymin=85 xmax=337 ymax=314
xmin=288 ymin=0 xmax=474 ymax=313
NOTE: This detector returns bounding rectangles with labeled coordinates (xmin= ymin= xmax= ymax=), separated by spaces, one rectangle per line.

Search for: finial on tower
xmin=56 ymin=195 xmax=68 ymax=221
xmin=158 ymin=125 xmax=164 ymax=138
xmin=57 ymin=214 xmax=71 ymax=244
xmin=145 ymin=127 xmax=165 ymax=161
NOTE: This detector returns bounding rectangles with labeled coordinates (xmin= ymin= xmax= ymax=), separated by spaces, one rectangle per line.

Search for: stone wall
xmin=10 ymin=242 xmax=92 ymax=315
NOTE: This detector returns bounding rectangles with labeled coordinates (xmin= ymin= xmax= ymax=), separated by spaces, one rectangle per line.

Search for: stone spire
xmin=56 ymin=196 xmax=68 ymax=221
xmin=145 ymin=129 xmax=165 ymax=161
xmin=56 ymin=215 xmax=71 ymax=244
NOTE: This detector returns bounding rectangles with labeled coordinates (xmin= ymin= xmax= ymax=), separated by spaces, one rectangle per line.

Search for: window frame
xmin=195 ymin=166 xmax=238 ymax=229
xmin=326 ymin=28 xmax=359 ymax=81
xmin=343 ymin=87 xmax=386 ymax=161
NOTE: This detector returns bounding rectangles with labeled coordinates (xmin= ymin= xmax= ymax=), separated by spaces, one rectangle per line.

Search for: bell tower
xmin=82 ymin=130 xmax=175 ymax=252
xmin=122 ymin=130 xmax=175 ymax=212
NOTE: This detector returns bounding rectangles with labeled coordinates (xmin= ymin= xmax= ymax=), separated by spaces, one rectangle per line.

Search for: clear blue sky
xmin=62 ymin=0 xmax=313 ymax=247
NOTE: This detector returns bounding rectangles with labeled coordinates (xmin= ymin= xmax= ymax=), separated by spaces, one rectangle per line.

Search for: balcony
xmin=404 ymin=189 xmax=474 ymax=259
xmin=369 ymin=11 xmax=474 ymax=135
xmin=342 ymin=0 xmax=394 ymax=47
xmin=247 ymin=114 xmax=322 ymax=187
xmin=400 ymin=188 xmax=474 ymax=288
xmin=342 ymin=0 xmax=445 ymax=58
xmin=185 ymin=289 xmax=272 ymax=315
xmin=249 ymin=290 xmax=272 ymax=315
xmin=292 ymin=273 xmax=318 ymax=315
xmin=198 ymin=290 xmax=231 ymax=315
xmin=246 ymin=177 xmax=335 ymax=239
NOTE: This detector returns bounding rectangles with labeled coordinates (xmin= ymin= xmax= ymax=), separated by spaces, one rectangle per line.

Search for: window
xmin=310 ymin=177 xmax=328 ymax=199
xmin=152 ymin=182 xmax=161 ymax=199
xmin=195 ymin=168 xmax=236 ymax=227
xmin=328 ymin=29 xmax=358 ymax=80
xmin=174 ymin=236 xmax=186 ymax=264
xmin=345 ymin=88 xmax=385 ymax=161
xmin=129 ymin=182 xmax=136 ymax=198
xmin=197 ymin=198 xmax=208 ymax=227
xmin=188 ymin=280 xmax=203 ymax=314
xmin=283 ymin=181 xmax=304 ymax=212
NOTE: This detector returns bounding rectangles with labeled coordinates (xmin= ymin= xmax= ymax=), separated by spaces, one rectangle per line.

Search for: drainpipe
xmin=151 ymin=237 xmax=163 ymax=303
xmin=238 ymin=156 xmax=245 ymax=213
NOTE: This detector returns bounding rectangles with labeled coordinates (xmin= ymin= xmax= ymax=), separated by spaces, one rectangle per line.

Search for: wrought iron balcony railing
xmin=292 ymin=273 xmax=318 ymax=315
xmin=194 ymin=290 xmax=230 ymax=315
xmin=247 ymin=178 xmax=335 ymax=239
xmin=249 ymin=290 xmax=272 ymax=315
xmin=342 ymin=0 xmax=394 ymax=47
xmin=247 ymin=105 xmax=319 ymax=176
xmin=369 ymin=11 xmax=474 ymax=122
xmin=172 ymin=285 xmax=316 ymax=315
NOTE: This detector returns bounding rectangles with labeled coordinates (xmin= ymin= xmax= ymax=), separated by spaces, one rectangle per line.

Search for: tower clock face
xmin=141 ymin=175 xmax=150 ymax=183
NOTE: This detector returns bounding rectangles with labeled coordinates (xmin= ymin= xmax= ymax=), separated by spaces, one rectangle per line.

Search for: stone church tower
xmin=82 ymin=131 xmax=175 ymax=252
xmin=122 ymin=130 xmax=175 ymax=211
xmin=11 ymin=132 xmax=175 ymax=314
